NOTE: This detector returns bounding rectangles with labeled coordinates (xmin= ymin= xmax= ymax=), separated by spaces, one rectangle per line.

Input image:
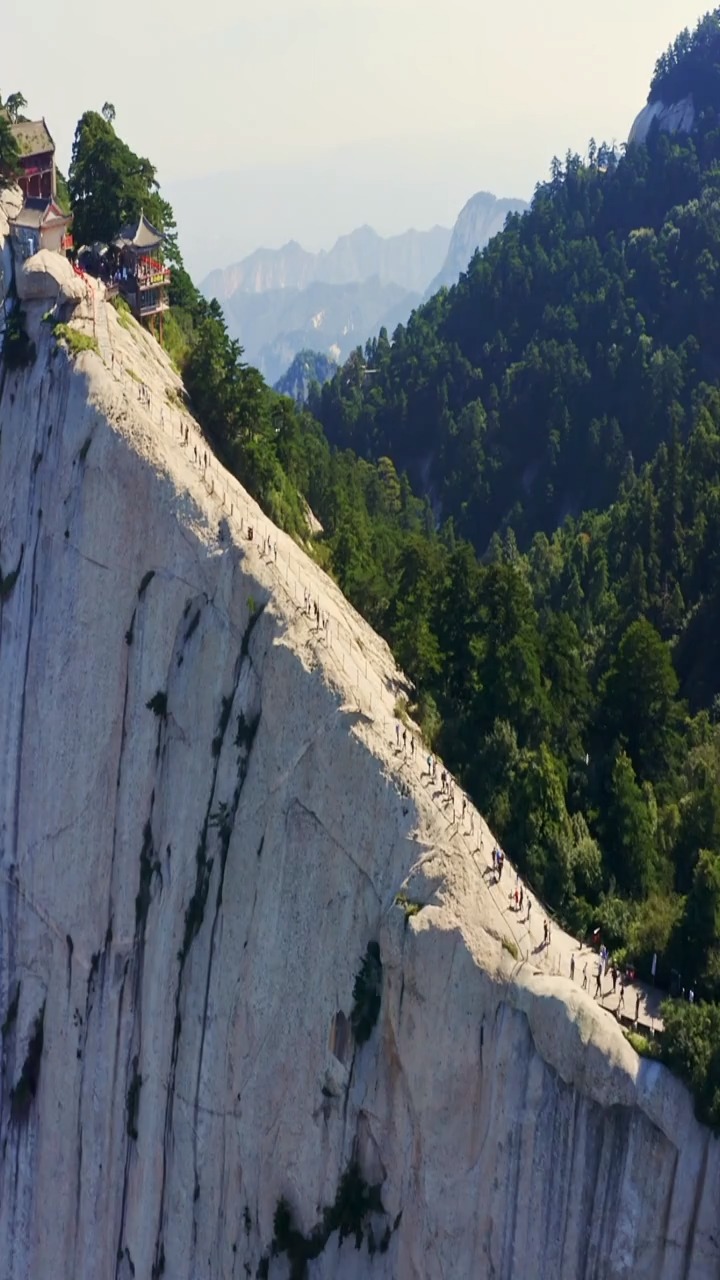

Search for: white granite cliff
xmin=1 ymin=218 xmax=719 ymax=1279
xmin=425 ymin=192 xmax=528 ymax=297
xmin=628 ymin=95 xmax=696 ymax=146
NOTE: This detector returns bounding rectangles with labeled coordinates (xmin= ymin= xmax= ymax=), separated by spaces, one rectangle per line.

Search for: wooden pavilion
xmin=112 ymin=212 xmax=171 ymax=333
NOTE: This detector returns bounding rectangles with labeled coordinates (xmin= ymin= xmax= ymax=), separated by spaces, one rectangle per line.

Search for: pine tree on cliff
xmin=2 ymin=92 xmax=27 ymax=123
xmin=68 ymin=109 xmax=178 ymax=258
xmin=0 ymin=112 xmax=20 ymax=188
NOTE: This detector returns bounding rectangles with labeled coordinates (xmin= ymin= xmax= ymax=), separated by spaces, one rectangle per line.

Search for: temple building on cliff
xmin=8 ymin=117 xmax=57 ymax=200
xmin=110 ymin=212 xmax=171 ymax=331
xmin=8 ymin=197 xmax=71 ymax=258
xmin=3 ymin=114 xmax=72 ymax=258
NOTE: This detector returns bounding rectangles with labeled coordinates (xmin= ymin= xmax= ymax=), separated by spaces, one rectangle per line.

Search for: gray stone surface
xmin=628 ymin=95 xmax=696 ymax=146
xmin=0 ymin=256 xmax=718 ymax=1280
xmin=15 ymin=247 xmax=86 ymax=303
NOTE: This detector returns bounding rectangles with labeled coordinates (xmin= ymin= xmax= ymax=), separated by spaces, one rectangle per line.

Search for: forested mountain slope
xmin=291 ymin=9 xmax=720 ymax=1122
xmin=274 ymin=348 xmax=339 ymax=402
xmin=219 ymin=275 xmax=417 ymax=384
xmin=316 ymin=10 xmax=720 ymax=557
xmin=424 ymin=190 xmax=528 ymax=295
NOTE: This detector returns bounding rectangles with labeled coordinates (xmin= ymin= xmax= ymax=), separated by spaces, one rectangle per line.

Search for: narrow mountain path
xmin=87 ymin=284 xmax=666 ymax=1039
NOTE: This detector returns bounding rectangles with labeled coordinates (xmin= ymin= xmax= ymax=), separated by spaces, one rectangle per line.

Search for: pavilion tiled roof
xmin=10 ymin=197 xmax=68 ymax=229
xmin=115 ymin=211 xmax=164 ymax=251
xmin=8 ymin=118 xmax=55 ymax=159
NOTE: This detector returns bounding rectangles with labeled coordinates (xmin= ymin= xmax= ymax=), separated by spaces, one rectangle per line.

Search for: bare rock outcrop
xmin=0 ymin=265 xmax=719 ymax=1280
xmin=15 ymin=247 xmax=86 ymax=303
xmin=628 ymin=95 xmax=696 ymax=146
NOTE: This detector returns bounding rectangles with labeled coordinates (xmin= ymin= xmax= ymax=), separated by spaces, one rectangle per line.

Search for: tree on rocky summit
xmin=3 ymin=92 xmax=27 ymax=122
xmin=0 ymin=112 xmax=20 ymax=188
xmin=69 ymin=110 xmax=177 ymax=253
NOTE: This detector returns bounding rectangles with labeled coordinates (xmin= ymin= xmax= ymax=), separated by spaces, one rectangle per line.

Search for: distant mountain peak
xmin=200 ymin=223 xmax=452 ymax=300
xmin=274 ymin=348 xmax=339 ymax=403
xmin=426 ymin=190 xmax=529 ymax=296
xmin=339 ymin=224 xmax=380 ymax=240
xmin=201 ymin=189 xmax=530 ymax=384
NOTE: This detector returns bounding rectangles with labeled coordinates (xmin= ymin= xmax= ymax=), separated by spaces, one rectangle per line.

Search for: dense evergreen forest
xmin=315 ymin=10 xmax=720 ymax=563
xmin=27 ymin=11 xmax=720 ymax=1123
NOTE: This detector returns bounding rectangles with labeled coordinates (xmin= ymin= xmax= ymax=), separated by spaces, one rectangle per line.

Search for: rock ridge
xmin=0 ymin=251 xmax=718 ymax=1278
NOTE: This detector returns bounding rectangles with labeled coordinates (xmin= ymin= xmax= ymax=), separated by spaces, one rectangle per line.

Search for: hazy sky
xmin=2 ymin=0 xmax=708 ymax=276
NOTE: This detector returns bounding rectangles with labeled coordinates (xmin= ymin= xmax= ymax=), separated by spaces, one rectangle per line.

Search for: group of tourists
xmin=177 ymin=418 xmax=209 ymax=474
xmin=393 ymin=731 xmax=478 ymax=833
xmin=395 ymin=725 xmax=664 ymax=1034
xmin=395 ymin=722 xmax=418 ymax=760
xmin=570 ymin=949 xmax=645 ymax=1024
xmin=425 ymin=748 xmax=473 ymax=830
xmin=303 ymin=590 xmax=328 ymax=632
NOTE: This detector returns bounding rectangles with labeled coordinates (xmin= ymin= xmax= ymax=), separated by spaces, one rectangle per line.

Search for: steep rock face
xmin=628 ymin=95 xmax=695 ymax=145
xmin=202 ymin=239 xmax=317 ymax=300
xmin=201 ymin=224 xmax=451 ymax=302
xmin=312 ymin=225 xmax=450 ymax=294
xmin=16 ymin=248 xmax=92 ymax=305
xmin=426 ymin=191 xmax=529 ymax=295
xmin=0 ymin=276 xmax=719 ymax=1280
